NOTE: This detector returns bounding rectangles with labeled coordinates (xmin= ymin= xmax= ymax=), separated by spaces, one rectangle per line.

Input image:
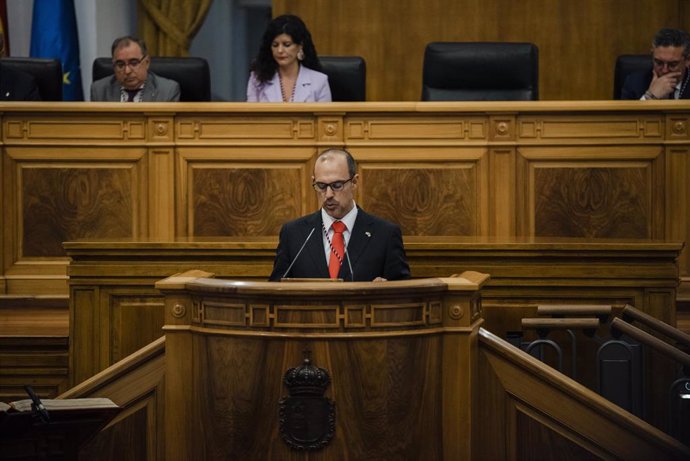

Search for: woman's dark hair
xmin=251 ymin=14 xmax=322 ymax=83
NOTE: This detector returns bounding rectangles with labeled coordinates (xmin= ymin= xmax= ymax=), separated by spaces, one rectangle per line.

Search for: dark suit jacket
xmin=621 ymin=70 xmax=690 ymax=99
xmin=90 ymin=71 xmax=180 ymax=102
xmin=269 ymin=208 xmax=410 ymax=281
xmin=0 ymin=67 xmax=41 ymax=101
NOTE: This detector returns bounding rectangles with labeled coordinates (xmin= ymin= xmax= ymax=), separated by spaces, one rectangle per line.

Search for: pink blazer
xmin=246 ymin=65 xmax=332 ymax=102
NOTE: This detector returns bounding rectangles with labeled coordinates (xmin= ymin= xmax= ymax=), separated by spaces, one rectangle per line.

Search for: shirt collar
xmin=321 ymin=201 xmax=358 ymax=232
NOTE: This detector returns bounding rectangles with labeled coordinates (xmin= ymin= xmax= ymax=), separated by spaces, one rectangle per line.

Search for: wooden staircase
xmin=0 ymin=295 xmax=69 ymax=401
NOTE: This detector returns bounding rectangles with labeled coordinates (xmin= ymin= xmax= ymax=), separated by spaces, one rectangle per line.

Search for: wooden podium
xmin=156 ymin=271 xmax=488 ymax=460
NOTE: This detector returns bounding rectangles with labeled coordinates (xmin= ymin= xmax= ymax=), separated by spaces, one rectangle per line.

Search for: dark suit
xmin=90 ymin=71 xmax=180 ymax=102
xmin=269 ymin=208 xmax=410 ymax=281
xmin=621 ymin=70 xmax=690 ymax=99
xmin=0 ymin=67 xmax=41 ymax=101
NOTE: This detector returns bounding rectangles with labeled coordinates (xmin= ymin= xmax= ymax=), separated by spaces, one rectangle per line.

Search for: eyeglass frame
xmin=113 ymin=55 xmax=148 ymax=71
xmin=652 ymin=58 xmax=686 ymax=71
xmin=312 ymin=176 xmax=354 ymax=193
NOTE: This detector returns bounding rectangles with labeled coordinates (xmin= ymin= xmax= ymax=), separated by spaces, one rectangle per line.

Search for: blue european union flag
xmin=30 ymin=0 xmax=83 ymax=101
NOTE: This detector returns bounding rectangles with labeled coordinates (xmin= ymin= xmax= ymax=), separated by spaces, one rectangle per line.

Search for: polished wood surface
xmin=1 ymin=102 xmax=689 ymax=299
xmin=0 ymin=296 xmax=69 ymax=401
xmin=64 ymin=235 xmax=681 ymax=412
xmin=59 ymin=336 xmax=165 ymax=461
xmin=157 ymin=272 xmax=485 ymax=460
xmin=476 ymin=329 xmax=690 ymax=460
xmin=275 ymin=0 xmax=689 ymax=100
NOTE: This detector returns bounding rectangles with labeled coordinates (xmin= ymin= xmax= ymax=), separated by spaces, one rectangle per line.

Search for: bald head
xmin=314 ymin=148 xmax=357 ymax=178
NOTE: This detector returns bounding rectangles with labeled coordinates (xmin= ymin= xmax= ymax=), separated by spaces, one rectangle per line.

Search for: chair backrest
xmin=319 ymin=56 xmax=366 ymax=101
xmin=613 ymin=54 xmax=652 ymax=99
xmin=421 ymin=42 xmax=539 ymax=101
xmin=92 ymin=56 xmax=211 ymax=101
xmin=0 ymin=57 xmax=63 ymax=101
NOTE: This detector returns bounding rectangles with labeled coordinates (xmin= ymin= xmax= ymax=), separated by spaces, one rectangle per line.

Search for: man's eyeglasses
xmin=312 ymin=177 xmax=354 ymax=192
xmin=113 ymin=55 xmax=147 ymax=71
xmin=653 ymin=58 xmax=684 ymax=71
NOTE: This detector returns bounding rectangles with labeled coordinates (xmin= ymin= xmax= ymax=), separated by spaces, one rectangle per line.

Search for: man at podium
xmin=269 ymin=148 xmax=410 ymax=281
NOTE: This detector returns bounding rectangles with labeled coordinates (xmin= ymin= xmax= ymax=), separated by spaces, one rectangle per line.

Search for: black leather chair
xmin=0 ymin=57 xmax=63 ymax=101
xmin=92 ymin=56 xmax=211 ymax=101
xmin=421 ymin=42 xmax=539 ymax=101
xmin=320 ymin=56 xmax=366 ymax=101
xmin=613 ymin=54 xmax=652 ymax=99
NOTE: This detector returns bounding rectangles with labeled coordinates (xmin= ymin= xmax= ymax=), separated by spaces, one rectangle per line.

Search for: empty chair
xmin=421 ymin=42 xmax=539 ymax=101
xmin=319 ymin=56 xmax=366 ymax=101
xmin=0 ymin=57 xmax=63 ymax=101
xmin=92 ymin=56 xmax=211 ymax=102
xmin=613 ymin=54 xmax=652 ymax=99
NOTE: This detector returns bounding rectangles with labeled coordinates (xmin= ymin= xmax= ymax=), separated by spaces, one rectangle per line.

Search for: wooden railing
xmin=58 ymin=336 xmax=165 ymax=461
xmin=476 ymin=328 xmax=690 ymax=460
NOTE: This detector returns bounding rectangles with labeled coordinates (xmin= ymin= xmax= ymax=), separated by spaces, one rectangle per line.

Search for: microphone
xmin=24 ymin=385 xmax=49 ymax=423
xmin=281 ymin=227 xmax=316 ymax=279
xmin=344 ymin=244 xmax=355 ymax=281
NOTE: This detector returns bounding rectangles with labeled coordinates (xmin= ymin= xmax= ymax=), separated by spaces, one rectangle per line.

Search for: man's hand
xmin=372 ymin=277 xmax=388 ymax=282
xmin=647 ymin=70 xmax=682 ymax=98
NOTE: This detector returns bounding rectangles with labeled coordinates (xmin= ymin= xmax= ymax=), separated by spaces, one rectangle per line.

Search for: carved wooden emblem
xmin=279 ymin=355 xmax=335 ymax=451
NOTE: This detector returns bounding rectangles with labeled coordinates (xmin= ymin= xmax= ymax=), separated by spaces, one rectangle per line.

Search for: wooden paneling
xmin=157 ymin=274 xmax=484 ymax=460
xmin=1 ymin=101 xmax=689 ymax=298
xmin=533 ymin=166 xmax=651 ymax=238
xmin=0 ymin=336 xmax=69 ymax=401
xmin=64 ymin=237 xmax=681 ymax=394
xmin=361 ymin=164 xmax=480 ymax=236
xmin=191 ymin=167 xmax=302 ymax=236
xmin=476 ymin=329 xmax=690 ymax=460
xmin=60 ymin=337 xmax=165 ymax=461
xmin=0 ymin=296 xmax=69 ymax=401
xmin=275 ymin=0 xmax=685 ymax=100
xmin=22 ymin=167 xmax=134 ymax=257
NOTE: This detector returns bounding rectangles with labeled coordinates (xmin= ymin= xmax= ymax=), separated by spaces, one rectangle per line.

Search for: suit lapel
xmin=264 ymin=74 xmax=282 ymax=102
xmin=293 ymin=66 xmax=312 ymax=102
xmin=141 ymin=74 xmax=157 ymax=102
xmin=343 ymin=209 xmax=374 ymax=274
xmin=303 ymin=211 xmax=330 ymax=278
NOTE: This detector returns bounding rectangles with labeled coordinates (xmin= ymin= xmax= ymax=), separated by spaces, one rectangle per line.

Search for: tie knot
xmin=125 ymin=89 xmax=140 ymax=102
xmin=331 ymin=221 xmax=346 ymax=233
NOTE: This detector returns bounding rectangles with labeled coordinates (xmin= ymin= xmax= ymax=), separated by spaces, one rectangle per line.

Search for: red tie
xmin=328 ymin=221 xmax=346 ymax=279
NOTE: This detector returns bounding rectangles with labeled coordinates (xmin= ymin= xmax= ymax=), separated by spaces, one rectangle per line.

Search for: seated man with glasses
xmin=269 ymin=148 xmax=410 ymax=282
xmin=622 ymin=28 xmax=690 ymax=100
xmin=90 ymin=35 xmax=180 ymax=102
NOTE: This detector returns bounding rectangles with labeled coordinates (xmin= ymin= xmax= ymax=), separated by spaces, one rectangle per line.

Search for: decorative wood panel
xmin=0 ymin=102 xmax=688 ymax=301
xmin=176 ymin=116 xmax=316 ymax=142
xmin=345 ymin=116 xmax=488 ymax=143
xmin=361 ymin=165 xmax=479 ymax=236
xmin=518 ymin=115 xmax=664 ymax=141
xmin=533 ymin=166 xmax=650 ymax=238
xmin=191 ymin=167 xmax=302 ymax=236
xmin=22 ymin=167 xmax=134 ymax=257
xmin=518 ymin=145 xmax=662 ymax=239
xmin=111 ymin=294 xmax=165 ymax=363
xmin=199 ymin=335 xmax=443 ymax=460
xmin=4 ymin=118 xmax=146 ymax=142
xmin=158 ymin=276 xmax=482 ymax=459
